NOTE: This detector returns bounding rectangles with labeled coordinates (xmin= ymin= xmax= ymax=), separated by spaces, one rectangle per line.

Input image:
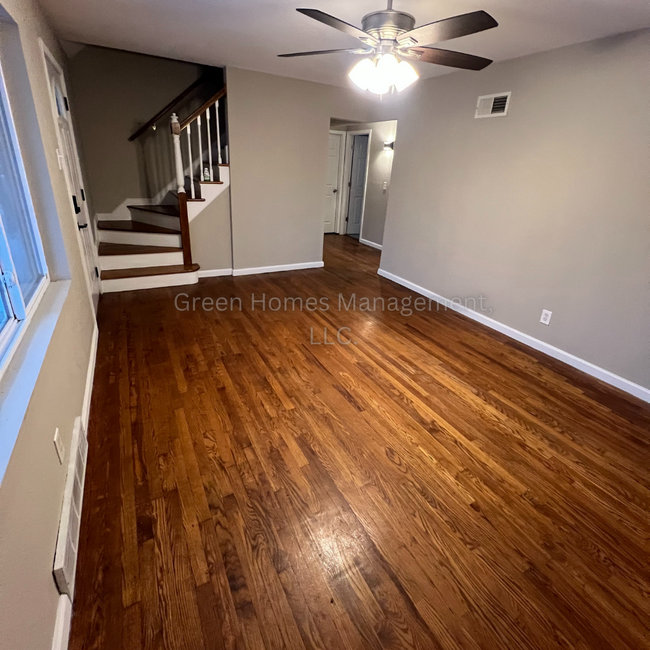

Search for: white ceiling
xmin=43 ymin=0 xmax=650 ymax=87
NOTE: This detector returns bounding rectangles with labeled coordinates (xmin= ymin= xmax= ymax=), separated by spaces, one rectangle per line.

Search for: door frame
xmin=38 ymin=38 xmax=101 ymax=308
xmin=327 ymin=129 xmax=346 ymax=234
xmin=339 ymin=129 xmax=372 ymax=236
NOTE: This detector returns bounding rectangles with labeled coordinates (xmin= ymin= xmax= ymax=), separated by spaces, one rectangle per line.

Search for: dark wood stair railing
xmin=126 ymin=85 xmax=229 ymax=275
xmin=128 ymin=73 xmax=212 ymax=142
xmin=180 ymin=86 xmax=226 ymax=130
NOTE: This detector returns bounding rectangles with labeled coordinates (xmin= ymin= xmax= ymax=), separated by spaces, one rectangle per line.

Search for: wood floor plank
xmin=119 ymin=313 xmax=142 ymax=608
xmin=152 ymin=493 xmax=206 ymax=650
xmin=70 ymin=235 xmax=650 ymax=650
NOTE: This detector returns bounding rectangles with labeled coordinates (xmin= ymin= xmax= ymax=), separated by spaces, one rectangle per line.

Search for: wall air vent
xmin=475 ymin=92 xmax=512 ymax=118
xmin=53 ymin=417 xmax=88 ymax=599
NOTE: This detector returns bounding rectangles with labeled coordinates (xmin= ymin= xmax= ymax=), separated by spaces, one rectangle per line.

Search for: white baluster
xmin=186 ymin=123 xmax=195 ymax=199
xmin=205 ymin=107 xmax=214 ymax=181
xmin=170 ymin=113 xmax=185 ymax=194
xmin=215 ymin=100 xmax=222 ymax=165
xmin=197 ymin=114 xmax=203 ymax=184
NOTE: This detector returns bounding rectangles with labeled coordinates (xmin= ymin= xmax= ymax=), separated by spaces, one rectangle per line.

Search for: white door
xmin=44 ymin=50 xmax=100 ymax=310
xmin=323 ymin=132 xmax=343 ymax=233
xmin=346 ymin=134 xmax=369 ymax=236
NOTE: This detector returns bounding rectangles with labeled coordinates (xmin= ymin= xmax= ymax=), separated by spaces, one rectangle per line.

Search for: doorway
xmin=41 ymin=42 xmax=100 ymax=311
xmin=344 ymin=133 xmax=370 ymax=238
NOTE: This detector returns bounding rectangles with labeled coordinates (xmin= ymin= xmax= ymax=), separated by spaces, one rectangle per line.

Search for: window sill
xmin=0 ymin=279 xmax=70 ymax=484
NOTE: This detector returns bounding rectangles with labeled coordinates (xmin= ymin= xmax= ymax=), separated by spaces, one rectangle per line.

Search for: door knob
xmin=333 ymin=188 xmax=338 ymax=193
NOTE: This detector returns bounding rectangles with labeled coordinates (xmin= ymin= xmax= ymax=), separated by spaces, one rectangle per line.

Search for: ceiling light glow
xmin=349 ymin=54 xmax=418 ymax=96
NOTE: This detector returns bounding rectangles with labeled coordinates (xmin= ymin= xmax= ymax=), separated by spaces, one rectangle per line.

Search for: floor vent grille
xmin=53 ymin=416 xmax=88 ymax=598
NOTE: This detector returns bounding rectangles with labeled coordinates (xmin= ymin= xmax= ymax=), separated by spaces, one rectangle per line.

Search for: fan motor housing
xmin=361 ymin=10 xmax=416 ymax=41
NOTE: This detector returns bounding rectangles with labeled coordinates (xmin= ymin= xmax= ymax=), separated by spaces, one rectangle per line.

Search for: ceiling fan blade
xmin=403 ymin=47 xmax=493 ymax=71
xmin=397 ymin=11 xmax=498 ymax=47
xmin=296 ymin=9 xmax=378 ymax=46
xmin=278 ymin=48 xmax=364 ymax=57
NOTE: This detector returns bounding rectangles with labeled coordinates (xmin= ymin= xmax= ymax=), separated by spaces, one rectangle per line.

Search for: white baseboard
xmin=360 ymin=238 xmax=382 ymax=250
xmin=51 ymin=594 xmax=72 ymax=650
xmin=233 ymin=261 xmax=324 ymax=277
xmin=81 ymin=325 xmax=98 ymax=431
xmin=198 ymin=268 xmax=233 ymax=278
xmin=377 ymin=268 xmax=650 ymax=404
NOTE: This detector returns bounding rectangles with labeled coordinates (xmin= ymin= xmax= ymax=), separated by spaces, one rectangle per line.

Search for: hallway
xmin=70 ymin=235 xmax=650 ymax=650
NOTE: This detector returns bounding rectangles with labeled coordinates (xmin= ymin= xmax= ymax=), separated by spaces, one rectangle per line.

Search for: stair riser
xmin=129 ymin=211 xmax=181 ymax=231
xmin=188 ymin=168 xmax=231 ymax=222
xmin=100 ymin=251 xmax=184 ymax=271
xmin=99 ymin=229 xmax=182 ymax=248
xmin=101 ymin=270 xmax=199 ymax=293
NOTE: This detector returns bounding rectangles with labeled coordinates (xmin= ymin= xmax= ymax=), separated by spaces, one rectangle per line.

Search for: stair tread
xmin=101 ymin=263 xmax=200 ymax=280
xmin=99 ymin=243 xmax=182 ymax=256
xmin=127 ymin=204 xmax=179 ymax=216
xmin=98 ymin=220 xmax=180 ymax=234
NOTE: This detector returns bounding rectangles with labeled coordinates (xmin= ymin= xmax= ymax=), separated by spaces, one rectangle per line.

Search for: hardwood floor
xmin=70 ymin=234 xmax=650 ymax=650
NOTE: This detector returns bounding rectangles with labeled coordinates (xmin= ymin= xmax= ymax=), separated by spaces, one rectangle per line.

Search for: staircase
xmin=98 ymin=84 xmax=228 ymax=293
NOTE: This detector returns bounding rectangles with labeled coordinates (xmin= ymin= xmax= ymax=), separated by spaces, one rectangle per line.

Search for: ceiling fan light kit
xmin=349 ymin=53 xmax=419 ymax=95
xmin=279 ymin=1 xmax=498 ymax=95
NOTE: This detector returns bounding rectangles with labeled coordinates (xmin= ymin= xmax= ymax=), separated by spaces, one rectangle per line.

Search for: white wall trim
xmin=81 ymin=325 xmax=98 ymax=431
xmin=360 ymin=238 xmax=382 ymax=250
xmin=233 ymin=261 xmax=324 ymax=277
xmin=51 ymin=594 xmax=72 ymax=650
xmin=198 ymin=268 xmax=233 ymax=278
xmin=377 ymin=268 xmax=650 ymax=404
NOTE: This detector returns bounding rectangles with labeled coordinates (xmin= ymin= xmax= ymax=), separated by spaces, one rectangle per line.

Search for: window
xmin=0 ymin=60 xmax=48 ymax=367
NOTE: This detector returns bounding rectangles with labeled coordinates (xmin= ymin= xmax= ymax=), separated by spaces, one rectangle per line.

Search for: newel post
xmin=171 ymin=113 xmax=192 ymax=267
xmin=170 ymin=113 xmax=185 ymax=194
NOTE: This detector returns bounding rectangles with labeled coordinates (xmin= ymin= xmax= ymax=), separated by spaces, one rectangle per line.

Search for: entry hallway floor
xmin=70 ymin=235 xmax=650 ymax=650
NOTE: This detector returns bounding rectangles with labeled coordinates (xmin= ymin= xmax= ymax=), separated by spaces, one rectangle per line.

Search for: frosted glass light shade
xmin=394 ymin=60 xmax=419 ymax=92
xmin=348 ymin=58 xmax=375 ymax=91
xmin=349 ymin=54 xmax=419 ymax=95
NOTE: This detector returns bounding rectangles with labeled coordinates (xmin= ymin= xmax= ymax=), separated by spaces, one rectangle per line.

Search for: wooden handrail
xmin=128 ymin=73 xmax=214 ymax=141
xmin=180 ymin=86 xmax=226 ymax=130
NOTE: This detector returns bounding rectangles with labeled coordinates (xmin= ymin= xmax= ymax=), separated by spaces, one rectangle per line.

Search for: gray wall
xmin=337 ymin=120 xmax=397 ymax=247
xmin=67 ymin=46 xmax=203 ymax=214
xmin=0 ymin=1 xmax=97 ymax=649
xmin=190 ymin=189 xmax=232 ymax=271
xmin=379 ymin=30 xmax=650 ymax=390
xmin=227 ymin=67 xmax=380 ymax=270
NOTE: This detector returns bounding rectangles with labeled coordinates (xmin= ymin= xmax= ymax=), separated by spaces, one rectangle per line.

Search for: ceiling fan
xmin=279 ymin=1 xmax=498 ymax=95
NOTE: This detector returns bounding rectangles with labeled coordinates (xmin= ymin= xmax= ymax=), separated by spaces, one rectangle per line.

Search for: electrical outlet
xmin=53 ymin=427 xmax=64 ymax=464
xmin=540 ymin=309 xmax=552 ymax=326
xmin=382 ymin=181 xmax=388 ymax=191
